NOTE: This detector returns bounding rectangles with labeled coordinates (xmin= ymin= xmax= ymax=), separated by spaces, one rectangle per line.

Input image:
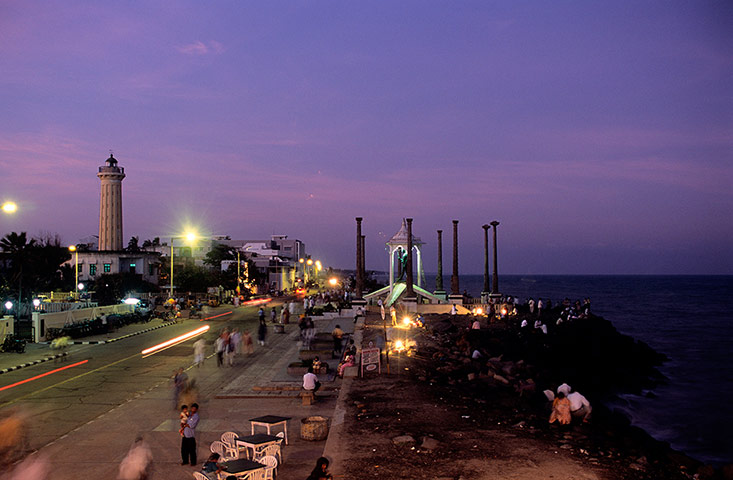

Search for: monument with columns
xmin=363 ymin=218 xmax=445 ymax=308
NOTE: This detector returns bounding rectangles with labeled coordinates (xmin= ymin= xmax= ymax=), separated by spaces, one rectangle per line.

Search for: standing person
xmin=181 ymin=403 xmax=199 ymax=466
xmin=118 ymin=437 xmax=152 ymax=480
xmin=230 ymin=329 xmax=242 ymax=356
xmin=537 ymin=298 xmax=544 ymax=317
xmin=215 ymin=333 xmax=226 ymax=367
xmin=283 ymin=307 xmax=290 ymax=325
xmin=193 ymin=338 xmax=206 ymax=368
xmin=305 ymin=318 xmax=315 ymax=349
xmin=306 ymin=457 xmax=333 ymax=480
xmin=390 ymin=305 xmax=397 ymax=326
xmin=242 ymin=330 xmax=254 ymax=355
xmin=258 ymin=307 xmax=265 ymax=324
xmin=257 ymin=318 xmax=267 ymax=346
xmin=331 ymin=324 xmax=344 ymax=359
xmin=226 ymin=333 xmax=236 ymax=366
xmin=270 ymin=307 xmax=277 ymax=323
xmin=172 ymin=368 xmax=188 ymax=410
xmin=380 ymin=304 xmax=385 ymax=322
xmin=280 ymin=304 xmax=288 ymax=323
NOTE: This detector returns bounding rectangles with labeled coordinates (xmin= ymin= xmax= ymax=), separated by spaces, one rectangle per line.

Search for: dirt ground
xmin=335 ymin=320 xmax=694 ymax=480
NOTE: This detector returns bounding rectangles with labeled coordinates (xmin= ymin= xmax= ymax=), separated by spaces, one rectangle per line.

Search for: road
xmin=0 ymin=302 xmax=282 ymax=457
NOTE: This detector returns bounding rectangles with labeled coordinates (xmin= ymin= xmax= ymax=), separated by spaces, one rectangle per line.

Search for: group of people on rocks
xmin=547 ymin=383 xmax=592 ymax=425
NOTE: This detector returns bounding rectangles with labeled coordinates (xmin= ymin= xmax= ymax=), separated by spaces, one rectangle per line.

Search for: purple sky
xmin=1 ymin=1 xmax=731 ymax=274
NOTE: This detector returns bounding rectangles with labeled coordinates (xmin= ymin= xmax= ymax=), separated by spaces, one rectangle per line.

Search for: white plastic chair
xmin=242 ymin=470 xmax=266 ymax=480
xmin=192 ymin=472 xmax=211 ymax=480
xmin=210 ymin=440 xmax=237 ymax=461
xmin=259 ymin=455 xmax=278 ymax=480
xmin=220 ymin=431 xmax=240 ymax=458
xmin=253 ymin=443 xmax=281 ymax=464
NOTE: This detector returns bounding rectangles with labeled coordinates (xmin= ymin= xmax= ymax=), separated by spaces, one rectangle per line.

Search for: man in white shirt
xmin=568 ymin=391 xmax=592 ymax=422
xmin=303 ymin=367 xmax=320 ymax=393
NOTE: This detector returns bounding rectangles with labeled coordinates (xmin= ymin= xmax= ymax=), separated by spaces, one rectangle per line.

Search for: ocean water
xmin=378 ymin=274 xmax=733 ymax=465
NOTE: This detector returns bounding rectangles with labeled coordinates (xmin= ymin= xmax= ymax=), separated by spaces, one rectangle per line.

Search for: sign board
xmin=361 ymin=347 xmax=381 ymax=377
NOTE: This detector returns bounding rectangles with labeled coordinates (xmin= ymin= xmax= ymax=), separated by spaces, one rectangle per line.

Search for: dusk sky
xmin=1 ymin=1 xmax=731 ymax=274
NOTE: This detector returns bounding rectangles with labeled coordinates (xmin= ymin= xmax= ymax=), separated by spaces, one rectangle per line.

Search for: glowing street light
xmin=1 ymin=202 xmax=17 ymax=214
xmin=170 ymin=231 xmax=198 ymax=298
xmin=68 ymin=245 xmax=79 ymax=300
xmin=328 ymin=278 xmax=338 ymax=287
xmin=33 ymin=299 xmax=41 ymax=308
xmin=4 ymin=301 xmax=12 ymax=311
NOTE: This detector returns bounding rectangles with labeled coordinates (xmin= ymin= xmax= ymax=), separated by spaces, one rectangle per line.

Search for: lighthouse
xmin=97 ymin=153 xmax=125 ymax=251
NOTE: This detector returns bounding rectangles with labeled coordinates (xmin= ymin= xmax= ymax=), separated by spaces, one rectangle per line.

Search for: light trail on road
xmin=0 ymin=360 xmax=89 ymax=392
xmin=202 ymin=311 xmax=233 ymax=321
xmin=241 ymin=298 xmax=272 ymax=306
xmin=141 ymin=325 xmax=210 ymax=357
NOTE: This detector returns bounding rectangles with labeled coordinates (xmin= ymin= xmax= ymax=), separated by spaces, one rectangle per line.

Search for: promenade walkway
xmin=1 ymin=307 xmax=360 ymax=480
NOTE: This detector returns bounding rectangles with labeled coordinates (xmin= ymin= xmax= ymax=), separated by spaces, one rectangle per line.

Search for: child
xmin=179 ymin=405 xmax=189 ymax=436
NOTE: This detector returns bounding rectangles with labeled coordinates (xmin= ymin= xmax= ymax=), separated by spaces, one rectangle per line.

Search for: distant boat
xmin=521 ymin=278 xmax=537 ymax=283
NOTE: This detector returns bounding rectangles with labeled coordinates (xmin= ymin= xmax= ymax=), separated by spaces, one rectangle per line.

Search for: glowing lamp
xmin=68 ymin=245 xmax=77 ymax=252
xmin=476 ymin=308 xmax=483 ymax=315
xmin=307 ymin=259 xmax=313 ymax=266
xmin=4 ymin=301 xmax=12 ymax=310
xmin=501 ymin=308 xmax=507 ymax=316
xmin=185 ymin=232 xmax=197 ymax=242
xmin=124 ymin=297 xmax=141 ymax=305
xmin=328 ymin=278 xmax=338 ymax=287
xmin=315 ymin=260 xmax=322 ymax=271
xmin=394 ymin=340 xmax=404 ymax=350
xmin=299 ymin=258 xmax=304 ymax=264
xmin=402 ymin=316 xmax=411 ymax=325
xmin=78 ymin=283 xmax=85 ymax=291
xmin=33 ymin=299 xmax=41 ymax=307
xmin=1 ymin=202 xmax=17 ymax=214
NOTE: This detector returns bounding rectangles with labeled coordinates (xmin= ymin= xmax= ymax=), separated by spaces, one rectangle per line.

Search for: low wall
xmin=32 ymin=304 xmax=134 ymax=342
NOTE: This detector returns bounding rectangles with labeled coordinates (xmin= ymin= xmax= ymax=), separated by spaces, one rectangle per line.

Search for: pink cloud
xmin=176 ymin=40 xmax=224 ymax=55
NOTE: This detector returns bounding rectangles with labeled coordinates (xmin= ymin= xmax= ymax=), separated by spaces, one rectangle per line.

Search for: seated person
xmin=202 ymin=453 xmax=225 ymax=478
xmin=311 ymin=356 xmax=322 ymax=372
xmin=303 ymin=367 xmax=320 ymax=393
xmin=338 ymin=354 xmax=356 ymax=377
xmin=345 ymin=339 xmax=357 ymax=358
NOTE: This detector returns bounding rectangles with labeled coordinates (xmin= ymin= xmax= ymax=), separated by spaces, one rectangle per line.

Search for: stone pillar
xmin=360 ymin=234 xmax=366 ymax=288
xmin=97 ymin=153 xmax=126 ymax=251
xmin=490 ymin=220 xmax=500 ymax=297
xmin=435 ymin=230 xmax=445 ymax=296
xmin=355 ymin=217 xmax=363 ymax=298
xmin=450 ymin=220 xmax=459 ymax=296
xmin=405 ymin=218 xmax=415 ymax=297
xmin=482 ymin=224 xmax=490 ymax=300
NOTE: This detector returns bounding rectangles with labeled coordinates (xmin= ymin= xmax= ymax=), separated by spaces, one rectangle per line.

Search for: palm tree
xmin=0 ymin=231 xmax=36 ymax=304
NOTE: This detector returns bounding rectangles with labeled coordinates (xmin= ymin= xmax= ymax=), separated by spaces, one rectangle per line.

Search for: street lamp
xmin=170 ymin=232 xmax=198 ymax=299
xmin=4 ymin=301 xmax=12 ymax=311
xmin=1 ymin=202 xmax=17 ymax=214
xmin=68 ymin=245 xmax=78 ymax=300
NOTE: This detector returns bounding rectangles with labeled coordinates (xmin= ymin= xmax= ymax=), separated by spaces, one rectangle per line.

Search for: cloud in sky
xmin=176 ymin=40 xmax=224 ymax=55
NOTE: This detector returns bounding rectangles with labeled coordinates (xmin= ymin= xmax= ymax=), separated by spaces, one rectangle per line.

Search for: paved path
xmin=1 ymin=306 xmax=361 ymax=480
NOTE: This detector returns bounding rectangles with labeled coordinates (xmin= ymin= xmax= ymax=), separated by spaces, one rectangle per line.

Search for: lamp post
xmin=170 ymin=232 xmax=198 ymax=300
xmin=68 ymin=245 xmax=78 ymax=300
xmin=1 ymin=202 xmax=18 ymax=214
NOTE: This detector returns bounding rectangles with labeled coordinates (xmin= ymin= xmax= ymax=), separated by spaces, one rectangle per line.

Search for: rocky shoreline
xmin=336 ymin=309 xmax=732 ymax=479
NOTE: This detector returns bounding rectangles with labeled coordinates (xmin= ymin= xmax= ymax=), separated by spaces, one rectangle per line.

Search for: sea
xmin=374 ymin=273 xmax=733 ymax=466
